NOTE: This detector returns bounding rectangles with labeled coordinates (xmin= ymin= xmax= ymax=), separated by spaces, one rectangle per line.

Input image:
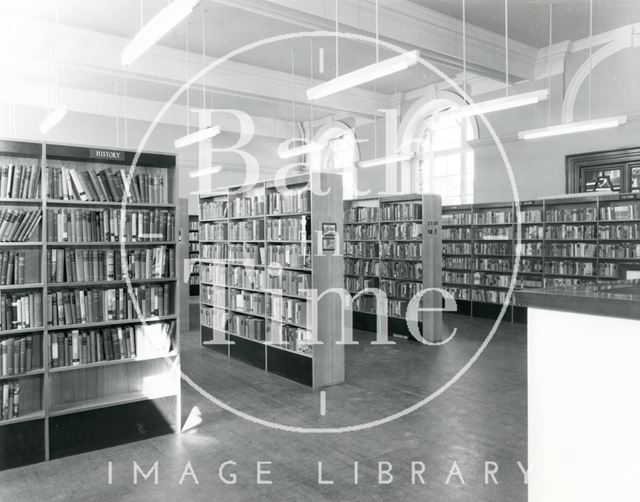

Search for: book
xmin=0 ymin=292 xmax=43 ymax=331
xmin=0 ymin=209 xmax=41 ymax=242
xmin=0 ymin=164 xmax=41 ymax=199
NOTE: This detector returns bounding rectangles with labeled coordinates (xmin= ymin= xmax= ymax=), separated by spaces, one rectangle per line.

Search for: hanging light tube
xmin=518 ymin=116 xmax=627 ymax=140
xmin=121 ymin=0 xmax=200 ymax=66
xmin=174 ymin=125 xmax=221 ymax=149
xmin=306 ymin=50 xmax=420 ymax=101
xmin=436 ymin=89 xmax=549 ymax=121
xmin=277 ymin=140 xmax=324 ymax=159
xmin=188 ymin=165 xmax=222 ymax=178
xmin=40 ymin=105 xmax=68 ymax=134
xmin=358 ymin=153 xmax=413 ymax=169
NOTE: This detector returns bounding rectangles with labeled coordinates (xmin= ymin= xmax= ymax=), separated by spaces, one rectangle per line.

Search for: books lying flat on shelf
xmin=0 ymin=164 xmax=41 ymax=199
xmin=47 ymin=165 xmax=168 ymax=203
xmin=267 ymin=188 xmax=310 ymax=215
xmin=46 ymin=208 xmax=175 ymax=242
xmin=0 ymin=251 xmax=27 ymax=285
xmin=0 ymin=209 xmax=42 ymax=242
xmin=48 ymin=321 xmax=175 ymax=368
xmin=0 ymin=292 xmax=43 ymax=331
xmin=46 ymin=285 xmax=170 ymax=326
xmin=0 ymin=336 xmax=35 ymax=375
xmin=1 ymin=381 xmax=20 ymax=422
xmin=47 ymin=246 xmax=175 ymax=282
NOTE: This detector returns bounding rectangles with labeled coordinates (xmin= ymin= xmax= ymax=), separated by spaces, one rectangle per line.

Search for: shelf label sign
xmin=89 ymin=148 xmax=125 ymax=161
xmin=425 ymin=220 xmax=440 ymax=238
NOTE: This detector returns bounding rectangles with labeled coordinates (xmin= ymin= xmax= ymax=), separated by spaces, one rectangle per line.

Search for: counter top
xmin=514 ymin=280 xmax=640 ymax=321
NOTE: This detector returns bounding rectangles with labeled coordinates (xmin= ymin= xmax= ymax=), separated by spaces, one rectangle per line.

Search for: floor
xmin=0 ymin=314 xmax=527 ymax=502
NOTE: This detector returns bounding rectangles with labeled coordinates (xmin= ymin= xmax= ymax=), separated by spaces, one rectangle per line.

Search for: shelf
xmin=379 ymin=257 xmax=421 ymax=262
xmin=49 ymin=353 xmax=177 ymax=374
xmin=265 ymin=316 xmax=309 ymax=330
xmin=266 ymin=212 xmax=311 ymax=218
xmin=48 ymin=315 xmax=176 ymax=331
xmin=266 ymin=240 xmax=311 ymax=244
xmin=379 ymin=276 xmax=422 ymax=283
xmin=0 ymin=198 xmax=42 ymax=205
xmin=0 ymin=283 xmax=43 ymax=291
xmin=228 ymin=308 xmax=266 ymax=319
xmin=344 ymin=239 xmax=379 ymax=242
xmin=47 ymin=200 xmax=175 ymax=209
xmin=0 ymin=242 xmax=42 ymax=247
xmin=267 ymin=341 xmax=313 ymax=358
xmin=49 ymin=389 xmax=177 ymax=417
xmin=0 ymin=411 xmax=45 ymax=427
xmin=0 ymin=369 xmax=45 ymax=382
xmin=46 ymin=241 xmax=175 ymax=247
xmin=545 ymin=220 xmax=598 ymax=224
xmin=544 ymin=274 xmax=597 ymax=279
xmin=544 ymin=239 xmax=598 ymax=242
xmin=228 ymin=215 xmax=265 ymax=220
xmin=598 ymin=257 xmax=640 ymax=261
xmin=48 ymin=278 xmax=175 ymax=289
xmin=473 ymin=222 xmax=514 ymax=226
xmin=0 ymin=326 xmax=44 ymax=337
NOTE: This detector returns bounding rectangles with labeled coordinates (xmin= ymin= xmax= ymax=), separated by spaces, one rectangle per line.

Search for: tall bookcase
xmin=199 ymin=173 xmax=344 ymax=388
xmin=442 ymin=193 xmax=640 ymax=322
xmin=344 ymin=194 xmax=443 ymax=341
xmin=188 ymin=214 xmax=200 ymax=296
xmin=0 ymin=140 xmax=180 ymax=470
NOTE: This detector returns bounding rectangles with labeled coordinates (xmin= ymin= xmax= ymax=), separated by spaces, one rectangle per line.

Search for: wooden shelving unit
xmin=344 ymin=194 xmax=443 ymax=341
xmin=199 ymin=173 xmax=344 ymax=387
xmin=0 ymin=140 xmax=180 ymax=470
xmin=188 ymin=214 xmax=200 ymax=297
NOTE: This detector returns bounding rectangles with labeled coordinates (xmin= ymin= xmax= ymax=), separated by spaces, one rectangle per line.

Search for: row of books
xmin=473 ymin=273 xmax=510 ymax=288
xmin=0 ymin=164 xmax=41 ymax=199
xmin=1 ymin=381 xmax=21 ymax=422
xmin=46 ymin=285 xmax=171 ymax=326
xmin=1 ymin=292 xmax=43 ymax=331
xmin=600 ymin=243 xmax=640 ymax=259
xmin=266 ymin=244 xmax=310 ymax=269
xmin=229 ymin=193 xmax=265 ymax=218
xmin=267 ymin=188 xmax=310 ymax=215
xmin=230 ymin=266 xmax=265 ymax=291
xmin=442 ymin=227 xmax=471 ymax=240
xmin=546 ymin=243 xmax=597 ymax=258
xmin=202 ymin=243 xmax=228 ymax=261
xmin=546 ymin=207 xmax=597 ymax=222
xmin=230 ymin=220 xmax=264 ymax=241
xmin=266 ymin=323 xmax=313 ymax=355
xmin=546 ymin=224 xmax=596 ymax=240
xmin=519 ymin=208 xmax=543 ymax=223
xmin=189 ymin=220 xmax=199 ymax=231
xmin=230 ymin=289 xmax=265 ymax=316
xmin=379 ymin=261 xmax=422 ymax=281
xmin=380 ymin=222 xmax=422 ymax=240
xmin=475 ymin=258 xmax=512 ymax=272
xmin=444 ymin=287 xmax=471 ymax=301
xmin=189 ymin=230 xmax=198 ymax=241
xmin=545 ymin=260 xmax=596 ymax=277
xmin=266 ymin=217 xmax=309 ymax=241
xmin=352 ymin=295 xmax=377 ymax=314
xmin=345 ymin=276 xmax=378 ymax=293
xmin=0 ymin=251 xmax=27 ymax=285
xmin=443 ymin=257 xmax=473 ymax=270
xmin=189 ymin=243 xmax=199 ymax=253
xmin=443 ymin=271 xmax=473 ymax=285
xmin=200 ymin=222 xmax=227 ymax=241
xmin=228 ymin=312 xmax=265 ymax=340
xmin=380 ymin=202 xmax=422 ymax=221
xmin=201 ymin=263 xmax=228 ymax=285
xmin=521 ymin=226 xmax=544 ymax=240
xmin=600 ymin=203 xmax=640 ymax=221
xmin=517 ymin=277 xmax=543 ymax=289
xmin=599 ymin=263 xmax=620 ymax=279
xmin=474 ymin=243 xmax=512 ymax=256
xmin=442 ymin=213 xmax=472 ymax=226
xmin=443 ymin=243 xmax=472 ymax=255
xmin=49 ymin=322 xmax=174 ymax=367
xmin=380 ymin=242 xmax=421 ymax=260
xmin=345 ymin=242 xmax=378 ymax=258
xmin=47 ymin=208 xmax=175 ymax=242
xmin=1 ymin=336 xmax=36 ymax=376
xmin=345 ymin=258 xmax=379 ymax=277
xmin=230 ymin=244 xmax=264 ymax=266
xmin=543 ymin=278 xmax=596 ymax=288
xmin=201 ymin=285 xmax=227 ymax=308
xmin=472 ymin=289 xmax=508 ymax=304
xmin=474 ymin=210 xmax=512 ymax=225
xmin=380 ymin=279 xmax=421 ymax=299
xmin=47 ymin=246 xmax=174 ymax=283
xmin=201 ymin=199 xmax=228 ymax=220
xmin=201 ymin=305 xmax=226 ymax=331
xmin=520 ymin=258 xmax=543 ymax=273
xmin=598 ymin=223 xmax=640 ymax=240
xmin=345 ymin=206 xmax=378 ymax=223
xmin=344 ymin=224 xmax=379 ymax=241
xmin=520 ymin=242 xmax=543 ymax=256
xmin=0 ymin=209 xmax=41 ymax=242
xmin=47 ymin=165 xmax=167 ymax=204
xmin=266 ymin=270 xmax=311 ymax=297
xmin=475 ymin=227 xmax=512 ymax=240
xmin=267 ymin=295 xmax=308 ymax=327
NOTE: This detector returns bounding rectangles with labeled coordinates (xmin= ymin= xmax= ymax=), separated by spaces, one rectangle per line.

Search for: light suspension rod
xmin=306 ymin=50 xmax=420 ymax=101
xmin=518 ymin=116 xmax=628 ymax=140
xmin=121 ymin=0 xmax=199 ymax=66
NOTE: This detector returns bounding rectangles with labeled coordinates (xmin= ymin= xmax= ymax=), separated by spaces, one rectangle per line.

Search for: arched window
xmin=314 ymin=123 xmax=358 ymax=199
xmin=418 ymin=113 xmax=475 ymax=205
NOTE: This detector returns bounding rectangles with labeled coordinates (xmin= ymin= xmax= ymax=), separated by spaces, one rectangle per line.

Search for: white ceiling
xmin=408 ymin=0 xmax=640 ymax=48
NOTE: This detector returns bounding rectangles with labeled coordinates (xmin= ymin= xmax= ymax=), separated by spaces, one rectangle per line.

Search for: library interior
xmin=1 ymin=1 xmax=640 ymax=501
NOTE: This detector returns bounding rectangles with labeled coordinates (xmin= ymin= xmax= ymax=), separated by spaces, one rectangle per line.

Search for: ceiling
xmin=409 ymin=0 xmax=640 ymax=48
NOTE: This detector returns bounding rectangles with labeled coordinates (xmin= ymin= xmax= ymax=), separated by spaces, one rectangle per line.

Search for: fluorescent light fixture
xmin=306 ymin=50 xmax=420 ymax=101
xmin=174 ymin=125 xmax=221 ymax=149
xmin=121 ymin=0 xmax=200 ymax=66
xmin=40 ymin=105 xmax=68 ymax=134
xmin=436 ymin=89 xmax=549 ymax=120
xmin=188 ymin=165 xmax=222 ymax=178
xmin=277 ymin=139 xmax=324 ymax=159
xmin=518 ymin=115 xmax=627 ymax=140
xmin=358 ymin=153 xmax=413 ymax=169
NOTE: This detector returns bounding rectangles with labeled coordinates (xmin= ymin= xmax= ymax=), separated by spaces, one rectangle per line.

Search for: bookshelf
xmin=344 ymin=194 xmax=443 ymax=341
xmin=199 ymin=173 xmax=344 ymax=387
xmin=188 ymin=215 xmax=200 ymax=296
xmin=0 ymin=140 xmax=179 ymax=470
xmin=440 ymin=193 xmax=640 ymax=322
